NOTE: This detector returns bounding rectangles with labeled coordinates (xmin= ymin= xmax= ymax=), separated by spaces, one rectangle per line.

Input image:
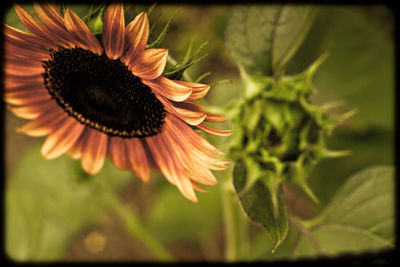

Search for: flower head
xmin=5 ymin=2 xmax=230 ymax=202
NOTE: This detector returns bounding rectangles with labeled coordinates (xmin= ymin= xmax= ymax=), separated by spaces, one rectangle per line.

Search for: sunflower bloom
xmin=4 ymin=3 xmax=231 ymax=202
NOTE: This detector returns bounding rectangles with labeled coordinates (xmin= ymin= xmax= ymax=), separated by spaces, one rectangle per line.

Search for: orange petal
xmin=173 ymin=80 xmax=210 ymax=102
xmin=142 ymin=76 xmax=192 ymax=102
xmin=124 ymin=138 xmax=150 ymax=182
xmin=196 ymin=123 xmax=232 ymax=137
xmin=66 ymin=129 xmax=86 ymax=160
xmin=4 ymin=24 xmax=57 ymax=49
xmin=162 ymin=126 xmax=218 ymax=185
xmin=121 ymin=12 xmax=149 ymax=65
xmin=130 ymin=48 xmax=168 ymax=80
xmin=64 ymin=9 xmax=103 ymax=55
xmin=147 ymin=133 xmax=197 ymax=202
xmin=156 ymin=95 xmax=206 ymax=126
xmin=14 ymin=4 xmax=69 ymax=48
xmin=5 ymin=57 xmax=44 ymax=73
xmin=145 ymin=135 xmax=177 ymax=186
xmin=175 ymin=176 xmax=198 ymax=203
xmin=5 ymin=89 xmax=51 ymax=105
xmin=5 ymin=71 xmax=43 ymax=80
xmin=5 ymin=81 xmax=44 ymax=92
xmin=191 ymin=181 xmax=208 ymax=193
xmin=147 ymin=122 xmax=217 ymax=201
xmin=164 ymin=115 xmax=227 ymax=171
xmin=8 ymin=99 xmax=59 ymax=120
xmin=5 ymin=41 xmax=50 ymax=61
xmin=167 ymin=99 xmax=226 ymax=123
xmin=166 ymin=114 xmax=225 ymax=159
xmin=108 ymin=136 xmax=129 ymax=170
xmin=205 ymin=113 xmax=227 ymax=123
xmin=41 ymin=116 xmax=85 ymax=159
xmin=17 ymin=107 xmax=67 ymax=137
xmin=140 ymin=139 xmax=159 ymax=171
xmin=5 ymin=75 xmax=43 ymax=89
xmin=33 ymin=3 xmax=75 ymax=47
xmin=81 ymin=128 xmax=108 ymax=175
xmin=102 ymin=3 xmax=125 ymax=59
xmin=33 ymin=2 xmax=64 ymax=24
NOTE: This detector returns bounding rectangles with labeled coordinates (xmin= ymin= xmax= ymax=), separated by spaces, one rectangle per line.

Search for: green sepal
xmin=163 ymin=41 xmax=208 ymax=80
xmin=59 ymin=3 xmax=66 ymax=16
xmin=195 ymin=72 xmax=212 ymax=83
xmin=243 ymin=98 xmax=263 ymax=133
xmin=286 ymin=155 xmax=319 ymax=204
xmin=262 ymin=101 xmax=287 ymax=132
xmin=238 ymin=157 xmax=269 ymax=197
xmin=146 ymin=3 xmax=157 ymax=17
xmin=240 ymin=68 xmax=275 ymax=101
xmin=147 ymin=8 xmax=179 ymax=49
xmin=209 ymin=79 xmax=230 ymax=88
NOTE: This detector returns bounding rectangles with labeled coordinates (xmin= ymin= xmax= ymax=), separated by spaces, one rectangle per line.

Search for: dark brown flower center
xmin=42 ymin=47 xmax=166 ymax=138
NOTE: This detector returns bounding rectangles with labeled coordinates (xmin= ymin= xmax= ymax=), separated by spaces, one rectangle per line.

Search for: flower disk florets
xmin=43 ymin=47 xmax=166 ymax=138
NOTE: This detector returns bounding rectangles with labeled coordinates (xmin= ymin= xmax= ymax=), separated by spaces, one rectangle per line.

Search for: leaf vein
xmin=268 ymin=6 xmax=283 ymax=76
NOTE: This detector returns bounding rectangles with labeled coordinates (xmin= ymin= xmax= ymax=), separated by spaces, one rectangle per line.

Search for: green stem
xmin=220 ymin=167 xmax=249 ymax=261
xmin=168 ymin=53 xmax=248 ymax=261
xmin=101 ymin=190 xmax=174 ymax=261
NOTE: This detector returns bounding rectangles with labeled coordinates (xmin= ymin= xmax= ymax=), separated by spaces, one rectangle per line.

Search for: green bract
xmin=228 ymin=56 xmax=355 ymax=250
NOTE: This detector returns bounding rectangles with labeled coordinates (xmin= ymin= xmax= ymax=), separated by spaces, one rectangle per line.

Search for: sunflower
xmin=4 ymin=2 xmax=231 ymax=202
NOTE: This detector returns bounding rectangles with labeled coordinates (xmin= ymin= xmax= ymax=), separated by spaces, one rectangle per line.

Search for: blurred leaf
xmin=309 ymin=129 xmax=394 ymax=209
xmin=302 ymin=7 xmax=394 ymax=129
xmin=293 ymin=166 xmax=394 ymax=257
xmin=232 ymin=161 xmax=289 ymax=252
xmin=225 ymin=5 xmax=316 ymax=77
xmin=6 ymin=144 xmax=132 ymax=261
xmin=146 ymin=180 xmax=221 ymax=242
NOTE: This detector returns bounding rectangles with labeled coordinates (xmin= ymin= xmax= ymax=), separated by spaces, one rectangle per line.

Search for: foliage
xmin=293 ymin=166 xmax=394 ymax=257
xmin=224 ymin=4 xmax=394 ymax=256
xmin=251 ymin=166 xmax=394 ymax=260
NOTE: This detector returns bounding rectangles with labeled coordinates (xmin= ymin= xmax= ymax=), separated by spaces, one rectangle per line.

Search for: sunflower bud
xmin=228 ymin=53 xmax=355 ymax=205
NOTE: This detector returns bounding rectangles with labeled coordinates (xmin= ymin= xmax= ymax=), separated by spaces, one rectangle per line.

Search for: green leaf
xmin=233 ymin=161 xmax=289 ymax=252
xmin=293 ymin=166 xmax=394 ymax=257
xmin=225 ymin=5 xmax=316 ymax=77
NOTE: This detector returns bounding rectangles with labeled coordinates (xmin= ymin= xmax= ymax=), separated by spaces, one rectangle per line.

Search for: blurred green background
xmin=4 ymin=4 xmax=394 ymax=261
